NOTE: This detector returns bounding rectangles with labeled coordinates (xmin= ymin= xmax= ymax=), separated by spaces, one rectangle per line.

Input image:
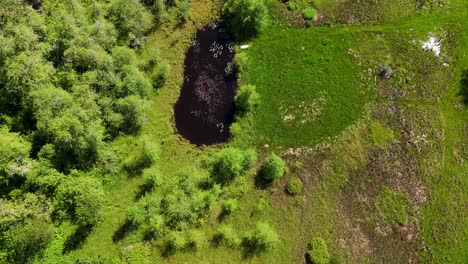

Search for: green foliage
xmin=1 ymin=218 xmax=54 ymax=264
xmin=214 ymin=225 xmax=241 ymax=248
xmin=242 ymin=222 xmax=279 ymax=252
xmin=235 ymin=52 xmax=249 ymax=76
xmin=223 ymin=198 xmax=239 ymax=214
xmin=286 ymin=177 xmax=303 ymax=195
xmin=55 ymin=174 xmax=105 ymax=226
xmin=165 ymin=232 xmax=187 ymax=252
xmin=287 ymin=2 xmax=297 ymax=11
xmin=186 ymin=229 xmax=205 ymax=251
xmin=112 ymin=46 xmax=137 ymax=69
xmin=261 ymin=154 xmax=287 ymax=181
xmin=213 ymin=148 xmax=257 ymax=183
xmin=0 ymin=127 xmax=31 ymax=186
xmin=126 ymin=206 xmax=147 ymax=226
xmin=376 ymin=186 xmax=411 ymax=225
xmin=302 ymin=8 xmax=317 ymax=20
xmin=308 ymin=237 xmax=330 ymax=264
xmin=370 ymin=122 xmax=395 ymax=148
xmin=109 ymin=0 xmax=154 ymax=42
xmin=235 ymin=84 xmax=260 ymax=113
xmin=120 ymin=243 xmax=151 ymax=264
xmin=142 ymin=167 xmax=162 ymax=190
xmin=222 ymin=0 xmax=270 ymax=41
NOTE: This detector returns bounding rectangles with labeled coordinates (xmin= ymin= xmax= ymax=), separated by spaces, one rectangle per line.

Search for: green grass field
xmin=241 ymin=26 xmax=373 ymax=146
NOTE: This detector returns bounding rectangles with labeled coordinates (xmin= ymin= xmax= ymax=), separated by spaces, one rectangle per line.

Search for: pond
xmin=174 ymin=23 xmax=238 ymax=145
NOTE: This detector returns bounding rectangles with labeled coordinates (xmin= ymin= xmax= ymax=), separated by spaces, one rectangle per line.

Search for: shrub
xmin=213 ymin=147 xmax=257 ymax=183
xmin=151 ymin=61 xmax=171 ymax=88
xmin=222 ymin=0 xmax=270 ymax=41
xmin=242 ymin=222 xmax=279 ymax=252
xmin=187 ymin=230 xmax=205 ymax=251
xmin=165 ymin=232 xmax=187 ymax=252
xmin=142 ymin=167 xmax=162 ymax=189
xmin=235 ymin=84 xmax=260 ymax=113
xmin=2 ymin=219 xmax=54 ymax=263
xmin=223 ymin=198 xmax=239 ymax=214
xmin=261 ymin=154 xmax=287 ymax=181
xmin=126 ymin=206 xmax=146 ymax=226
xmin=287 ymin=2 xmax=297 ymax=11
xmin=286 ymin=177 xmax=303 ymax=195
xmin=214 ymin=225 xmax=240 ymax=248
xmin=308 ymin=237 xmax=330 ymax=264
xmin=235 ymin=52 xmax=249 ymax=75
xmin=303 ymin=8 xmax=317 ymax=20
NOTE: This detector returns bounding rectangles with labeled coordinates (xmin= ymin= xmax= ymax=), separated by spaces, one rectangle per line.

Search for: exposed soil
xmin=174 ymin=23 xmax=238 ymax=145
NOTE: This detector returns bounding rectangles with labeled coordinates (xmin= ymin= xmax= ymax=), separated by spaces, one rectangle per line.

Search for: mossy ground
xmin=36 ymin=1 xmax=467 ymax=263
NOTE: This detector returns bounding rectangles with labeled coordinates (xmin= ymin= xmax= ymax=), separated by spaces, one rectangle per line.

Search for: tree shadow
xmin=217 ymin=210 xmax=229 ymax=222
xmin=134 ymin=183 xmax=153 ymax=201
xmin=112 ymin=220 xmax=136 ymax=243
xmin=460 ymin=69 xmax=468 ymax=105
xmin=63 ymin=225 xmax=93 ymax=253
xmin=305 ymin=252 xmax=313 ymax=264
xmin=254 ymin=171 xmax=273 ymax=189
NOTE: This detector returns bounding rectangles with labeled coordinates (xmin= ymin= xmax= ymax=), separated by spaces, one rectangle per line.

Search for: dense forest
xmin=0 ymin=0 xmax=467 ymax=263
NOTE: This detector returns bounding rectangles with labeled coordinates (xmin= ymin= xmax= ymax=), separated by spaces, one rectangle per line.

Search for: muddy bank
xmin=174 ymin=23 xmax=237 ymax=145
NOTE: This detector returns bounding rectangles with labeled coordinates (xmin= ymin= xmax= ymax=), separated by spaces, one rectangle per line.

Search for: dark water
xmin=174 ymin=23 xmax=238 ymax=145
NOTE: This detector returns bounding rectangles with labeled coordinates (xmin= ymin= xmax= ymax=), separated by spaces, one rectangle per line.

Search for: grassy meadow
xmin=22 ymin=0 xmax=467 ymax=263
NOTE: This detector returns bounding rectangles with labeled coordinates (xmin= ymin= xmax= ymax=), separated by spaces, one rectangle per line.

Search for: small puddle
xmin=174 ymin=23 xmax=238 ymax=145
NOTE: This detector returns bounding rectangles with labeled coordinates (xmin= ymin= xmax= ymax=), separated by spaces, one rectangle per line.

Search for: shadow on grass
xmin=240 ymin=239 xmax=265 ymax=259
xmin=63 ymin=225 xmax=93 ymax=253
xmin=254 ymin=171 xmax=273 ymax=189
xmin=112 ymin=220 xmax=136 ymax=243
xmin=134 ymin=183 xmax=153 ymax=201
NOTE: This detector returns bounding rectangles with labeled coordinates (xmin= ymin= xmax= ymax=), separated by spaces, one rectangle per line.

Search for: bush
xmin=214 ymin=225 xmax=240 ymax=248
xmin=213 ymin=148 xmax=257 ymax=183
xmin=308 ymin=237 xmax=330 ymax=264
xmin=222 ymin=0 xmax=270 ymax=41
xmin=261 ymin=154 xmax=287 ymax=181
xmin=235 ymin=52 xmax=249 ymax=75
xmin=286 ymin=177 xmax=303 ymax=195
xmin=2 ymin=218 xmax=54 ymax=263
xmin=142 ymin=167 xmax=162 ymax=190
xmin=165 ymin=232 xmax=187 ymax=252
xmin=242 ymin=222 xmax=279 ymax=252
xmin=223 ymin=198 xmax=239 ymax=214
xmin=186 ymin=230 xmax=205 ymax=251
xmin=302 ymin=8 xmax=317 ymax=20
xmin=126 ymin=206 xmax=146 ymax=226
xmin=235 ymin=84 xmax=260 ymax=113
xmin=287 ymin=2 xmax=297 ymax=11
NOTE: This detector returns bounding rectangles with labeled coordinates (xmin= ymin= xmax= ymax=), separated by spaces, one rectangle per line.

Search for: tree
xmin=222 ymin=0 xmax=270 ymax=41
xmin=235 ymin=84 xmax=260 ymax=113
xmin=30 ymin=85 xmax=104 ymax=170
xmin=308 ymin=237 xmax=330 ymax=264
xmin=242 ymin=222 xmax=279 ymax=252
xmin=0 ymin=127 xmax=31 ymax=188
xmin=213 ymin=148 xmax=257 ymax=183
xmin=1 ymin=218 xmax=54 ymax=264
xmin=55 ymin=174 xmax=105 ymax=226
xmin=109 ymin=0 xmax=154 ymax=42
xmin=261 ymin=154 xmax=287 ymax=181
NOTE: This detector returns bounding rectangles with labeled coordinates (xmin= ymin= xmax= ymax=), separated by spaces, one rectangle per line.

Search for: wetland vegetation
xmin=0 ymin=0 xmax=466 ymax=263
